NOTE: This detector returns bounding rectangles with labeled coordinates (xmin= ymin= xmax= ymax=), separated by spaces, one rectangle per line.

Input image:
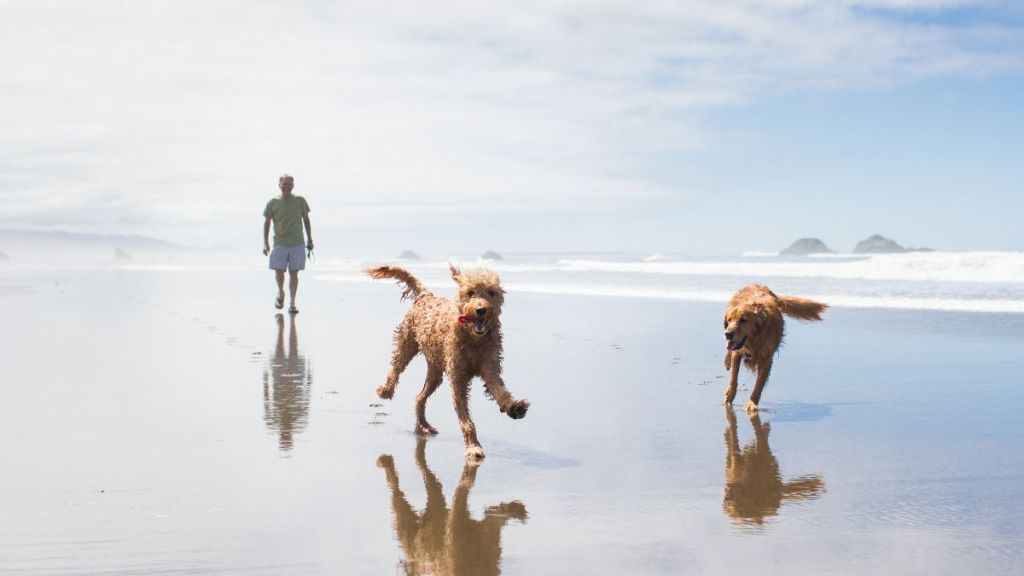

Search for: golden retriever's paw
xmin=376 ymin=454 xmax=394 ymax=469
xmin=743 ymin=401 xmax=760 ymax=413
xmin=465 ymin=445 xmax=486 ymax=460
xmin=375 ymin=385 xmax=395 ymax=400
xmin=504 ymin=399 xmax=530 ymax=420
xmin=415 ymin=423 xmax=438 ymax=436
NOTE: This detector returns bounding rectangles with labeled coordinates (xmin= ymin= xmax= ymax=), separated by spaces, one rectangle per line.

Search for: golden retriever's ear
xmin=449 ymin=263 xmax=462 ymax=282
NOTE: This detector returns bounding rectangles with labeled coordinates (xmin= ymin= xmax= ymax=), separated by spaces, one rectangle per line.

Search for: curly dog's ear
xmin=449 ymin=263 xmax=462 ymax=283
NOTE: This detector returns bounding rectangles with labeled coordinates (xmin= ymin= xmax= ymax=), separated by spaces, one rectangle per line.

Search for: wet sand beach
xmin=1 ymin=267 xmax=1022 ymax=574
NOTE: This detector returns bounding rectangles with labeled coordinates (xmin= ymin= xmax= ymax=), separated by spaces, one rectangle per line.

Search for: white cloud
xmin=0 ymin=0 xmax=1019 ymax=245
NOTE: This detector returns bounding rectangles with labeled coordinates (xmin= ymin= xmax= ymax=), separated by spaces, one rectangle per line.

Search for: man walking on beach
xmin=263 ymin=174 xmax=313 ymax=314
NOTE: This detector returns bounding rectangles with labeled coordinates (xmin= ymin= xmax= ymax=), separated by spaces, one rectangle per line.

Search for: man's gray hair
xmin=279 ymin=173 xmax=294 ymax=184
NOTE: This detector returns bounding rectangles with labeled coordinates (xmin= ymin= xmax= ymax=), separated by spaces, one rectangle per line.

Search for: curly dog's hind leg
xmin=378 ymin=322 xmax=418 ymax=400
xmin=415 ymin=364 xmax=443 ymax=435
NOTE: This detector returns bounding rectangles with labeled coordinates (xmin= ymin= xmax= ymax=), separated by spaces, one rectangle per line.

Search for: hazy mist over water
xmin=2 ymin=2 xmax=1023 ymax=573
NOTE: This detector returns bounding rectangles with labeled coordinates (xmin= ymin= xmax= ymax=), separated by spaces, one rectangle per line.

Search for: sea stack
xmin=114 ymin=247 xmax=131 ymax=260
xmin=0 ymin=250 xmax=9 ymax=261
xmin=853 ymin=234 xmax=905 ymax=254
xmin=481 ymin=251 xmax=503 ymax=261
xmin=780 ymin=238 xmax=835 ymax=256
xmin=397 ymin=250 xmax=421 ymax=260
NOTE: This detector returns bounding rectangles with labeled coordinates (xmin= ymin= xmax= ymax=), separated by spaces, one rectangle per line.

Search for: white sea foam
xmin=325 ymin=251 xmax=1024 ymax=284
xmin=505 ymin=283 xmax=1024 ymax=314
xmin=552 ymin=252 xmax=1024 ymax=284
xmin=315 ymin=273 xmax=1024 ymax=314
xmin=644 ymin=254 xmax=674 ymax=262
xmin=313 ymin=251 xmax=1024 ymax=314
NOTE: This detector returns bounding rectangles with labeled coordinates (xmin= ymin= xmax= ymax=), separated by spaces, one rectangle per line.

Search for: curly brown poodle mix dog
xmin=366 ymin=264 xmax=529 ymax=460
xmin=723 ymin=284 xmax=827 ymax=413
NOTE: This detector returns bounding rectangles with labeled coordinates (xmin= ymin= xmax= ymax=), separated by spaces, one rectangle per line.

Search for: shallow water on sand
xmin=1 ymin=268 xmax=1022 ymax=575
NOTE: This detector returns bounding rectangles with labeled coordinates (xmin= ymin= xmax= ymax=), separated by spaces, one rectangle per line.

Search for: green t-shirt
xmin=263 ymin=195 xmax=310 ymax=247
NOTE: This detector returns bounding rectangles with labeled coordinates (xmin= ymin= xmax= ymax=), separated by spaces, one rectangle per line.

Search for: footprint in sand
xmin=368 ymin=403 xmax=389 ymax=425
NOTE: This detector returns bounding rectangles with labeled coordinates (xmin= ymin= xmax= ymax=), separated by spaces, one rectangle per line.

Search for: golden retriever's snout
xmin=724 ymin=328 xmax=746 ymax=351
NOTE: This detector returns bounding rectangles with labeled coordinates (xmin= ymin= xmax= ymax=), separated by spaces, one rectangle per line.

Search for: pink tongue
xmin=726 ymin=341 xmax=737 ymax=350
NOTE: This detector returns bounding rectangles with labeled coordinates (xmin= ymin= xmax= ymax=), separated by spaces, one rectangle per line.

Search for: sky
xmin=0 ymin=0 xmax=1021 ymax=256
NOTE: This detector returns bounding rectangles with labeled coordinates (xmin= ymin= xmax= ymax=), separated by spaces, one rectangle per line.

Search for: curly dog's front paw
xmin=504 ymin=399 xmax=530 ymax=420
xmin=376 ymin=385 xmax=394 ymax=400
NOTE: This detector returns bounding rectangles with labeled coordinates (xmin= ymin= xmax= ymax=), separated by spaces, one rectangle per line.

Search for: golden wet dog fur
xmin=365 ymin=264 xmax=529 ymax=460
xmin=723 ymin=284 xmax=827 ymax=412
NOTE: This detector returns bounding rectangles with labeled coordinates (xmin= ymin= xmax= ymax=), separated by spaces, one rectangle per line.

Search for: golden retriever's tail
xmin=365 ymin=265 xmax=430 ymax=301
xmin=778 ymin=295 xmax=828 ymax=321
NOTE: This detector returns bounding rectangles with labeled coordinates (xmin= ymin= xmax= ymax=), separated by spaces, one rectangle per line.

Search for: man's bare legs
xmin=289 ymin=270 xmax=299 ymax=310
xmin=275 ymin=270 xmax=286 ymax=306
xmin=273 ymin=269 xmax=301 ymax=312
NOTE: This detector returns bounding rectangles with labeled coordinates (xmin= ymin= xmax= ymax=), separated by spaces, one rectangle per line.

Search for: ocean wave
xmin=553 ymin=252 xmax=1024 ymax=284
xmin=314 ymin=273 xmax=1024 ymax=314
xmin=506 ymin=282 xmax=1024 ymax=314
xmin=319 ymin=258 xmax=564 ymax=274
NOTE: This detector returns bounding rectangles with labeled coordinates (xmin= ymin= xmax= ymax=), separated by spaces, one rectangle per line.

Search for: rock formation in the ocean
xmin=481 ymin=251 xmax=503 ymax=261
xmin=853 ymin=234 xmax=905 ymax=254
xmin=780 ymin=238 xmax=835 ymax=256
xmin=0 ymin=250 xmax=9 ymax=261
xmin=397 ymin=250 xmax=420 ymax=260
xmin=114 ymin=247 xmax=131 ymax=260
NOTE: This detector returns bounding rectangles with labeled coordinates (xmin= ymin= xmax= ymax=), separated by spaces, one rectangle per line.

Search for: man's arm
xmin=303 ymin=213 xmax=313 ymax=250
xmin=263 ymin=217 xmax=272 ymax=255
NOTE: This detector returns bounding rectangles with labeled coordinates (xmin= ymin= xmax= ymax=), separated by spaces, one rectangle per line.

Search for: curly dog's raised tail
xmin=365 ymin=265 xmax=430 ymax=301
xmin=778 ymin=295 xmax=828 ymax=321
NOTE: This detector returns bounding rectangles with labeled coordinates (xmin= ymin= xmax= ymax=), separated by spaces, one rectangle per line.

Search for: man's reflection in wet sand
xmin=263 ymin=313 xmax=312 ymax=452
xmin=377 ymin=438 xmax=528 ymax=575
xmin=723 ymin=408 xmax=825 ymax=526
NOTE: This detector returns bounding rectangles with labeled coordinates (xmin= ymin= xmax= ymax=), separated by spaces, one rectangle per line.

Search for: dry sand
xmin=0 ymin=266 xmax=1022 ymax=575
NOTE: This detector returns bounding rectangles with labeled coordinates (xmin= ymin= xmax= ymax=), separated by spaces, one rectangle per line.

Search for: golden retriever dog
xmin=723 ymin=284 xmax=827 ymax=412
xmin=365 ymin=264 xmax=530 ymax=460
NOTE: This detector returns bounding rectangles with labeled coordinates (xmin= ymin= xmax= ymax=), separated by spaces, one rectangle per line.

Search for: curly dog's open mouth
xmin=458 ymin=315 xmax=488 ymax=335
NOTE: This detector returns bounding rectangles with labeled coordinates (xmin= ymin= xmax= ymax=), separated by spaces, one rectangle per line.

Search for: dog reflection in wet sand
xmin=377 ymin=438 xmax=527 ymax=576
xmin=262 ymin=313 xmax=312 ymax=452
xmin=723 ymin=409 xmax=825 ymax=526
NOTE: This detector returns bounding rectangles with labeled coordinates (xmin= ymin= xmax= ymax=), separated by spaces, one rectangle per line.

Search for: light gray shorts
xmin=269 ymin=245 xmax=306 ymax=272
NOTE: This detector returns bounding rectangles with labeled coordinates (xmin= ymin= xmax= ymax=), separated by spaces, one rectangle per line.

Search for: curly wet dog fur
xmin=365 ymin=264 xmax=529 ymax=460
xmin=723 ymin=284 xmax=827 ymax=412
